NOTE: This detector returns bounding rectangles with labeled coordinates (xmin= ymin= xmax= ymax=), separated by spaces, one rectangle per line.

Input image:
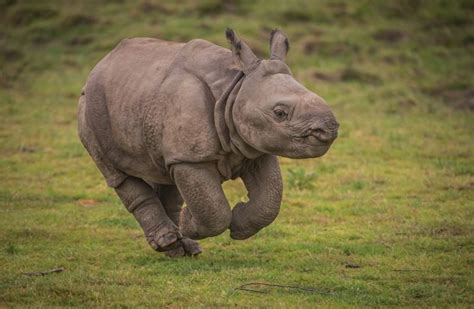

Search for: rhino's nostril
xmin=312 ymin=127 xmax=337 ymax=143
xmin=314 ymin=128 xmax=326 ymax=136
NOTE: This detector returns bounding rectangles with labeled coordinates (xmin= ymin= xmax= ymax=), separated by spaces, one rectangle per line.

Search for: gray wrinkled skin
xmin=78 ymin=29 xmax=339 ymax=257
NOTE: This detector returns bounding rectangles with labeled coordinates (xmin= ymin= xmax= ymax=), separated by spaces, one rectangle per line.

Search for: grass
xmin=1 ymin=0 xmax=473 ymax=307
xmin=287 ymin=167 xmax=317 ymax=190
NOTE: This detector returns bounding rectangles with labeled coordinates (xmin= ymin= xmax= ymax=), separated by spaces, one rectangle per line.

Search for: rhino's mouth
xmin=292 ymin=132 xmax=333 ymax=157
xmin=294 ymin=133 xmax=329 ymax=145
xmin=286 ymin=138 xmax=331 ymax=159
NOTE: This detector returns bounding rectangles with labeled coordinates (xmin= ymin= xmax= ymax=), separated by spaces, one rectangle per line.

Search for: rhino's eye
xmin=274 ymin=109 xmax=288 ymax=120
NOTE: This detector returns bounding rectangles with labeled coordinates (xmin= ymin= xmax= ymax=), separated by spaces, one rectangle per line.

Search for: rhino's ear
xmin=270 ymin=29 xmax=289 ymax=62
xmin=225 ymin=28 xmax=259 ymax=74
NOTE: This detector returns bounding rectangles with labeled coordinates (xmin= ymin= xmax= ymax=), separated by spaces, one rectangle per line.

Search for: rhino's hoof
xmin=164 ymin=238 xmax=202 ymax=258
xmin=156 ymin=231 xmax=181 ymax=248
xmin=181 ymin=238 xmax=202 ymax=256
xmin=230 ymin=231 xmax=250 ymax=240
xmin=229 ymin=225 xmax=255 ymax=240
xmin=147 ymin=226 xmax=182 ymax=252
xmin=165 ymin=245 xmax=186 ymax=258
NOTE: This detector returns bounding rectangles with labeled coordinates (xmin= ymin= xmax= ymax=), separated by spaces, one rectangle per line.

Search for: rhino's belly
xmin=111 ymin=150 xmax=174 ymax=185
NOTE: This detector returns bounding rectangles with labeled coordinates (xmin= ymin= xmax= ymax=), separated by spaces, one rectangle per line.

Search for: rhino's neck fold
xmin=214 ymin=72 xmax=262 ymax=159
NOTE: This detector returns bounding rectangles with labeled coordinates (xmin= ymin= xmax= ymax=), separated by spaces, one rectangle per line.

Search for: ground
xmin=0 ymin=0 xmax=473 ymax=307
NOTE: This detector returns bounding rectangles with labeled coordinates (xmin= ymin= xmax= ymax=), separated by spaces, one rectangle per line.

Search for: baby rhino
xmin=78 ymin=29 xmax=338 ymax=257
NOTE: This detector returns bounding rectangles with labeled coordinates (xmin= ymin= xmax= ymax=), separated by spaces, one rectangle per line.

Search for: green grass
xmin=1 ymin=0 xmax=473 ymax=307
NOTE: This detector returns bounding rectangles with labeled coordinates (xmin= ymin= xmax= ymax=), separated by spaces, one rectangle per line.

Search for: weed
xmin=287 ymin=167 xmax=317 ymax=190
xmin=5 ymin=243 xmax=19 ymax=255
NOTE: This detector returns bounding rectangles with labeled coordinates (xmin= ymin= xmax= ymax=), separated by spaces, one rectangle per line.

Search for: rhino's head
xmin=226 ymin=29 xmax=339 ymax=159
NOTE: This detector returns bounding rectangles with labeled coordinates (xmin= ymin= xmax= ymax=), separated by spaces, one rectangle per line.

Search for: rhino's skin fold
xmin=78 ymin=29 xmax=339 ymax=257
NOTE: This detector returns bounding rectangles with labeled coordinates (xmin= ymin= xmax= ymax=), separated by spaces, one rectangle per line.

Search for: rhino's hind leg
xmin=115 ymin=177 xmax=182 ymax=252
xmin=157 ymin=185 xmax=202 ymax=257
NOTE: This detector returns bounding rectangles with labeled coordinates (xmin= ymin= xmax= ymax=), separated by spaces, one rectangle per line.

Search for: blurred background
xmin=1 ymin=0 xmax=473 ymax=307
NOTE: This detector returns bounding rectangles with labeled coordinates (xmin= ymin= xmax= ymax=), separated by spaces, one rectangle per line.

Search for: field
xmin=1 ymin=0 xmax=473 ymax=307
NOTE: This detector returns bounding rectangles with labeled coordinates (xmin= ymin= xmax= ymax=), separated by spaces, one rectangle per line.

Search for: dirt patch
xmin=0 ymin=47 xmax=22 ymax=62
xmin=280 ymin=8 xmax=313 ymax=22
xmin=382 ymin=54 xmax=412 ymax=64
xmin=303 ymin=39 xmax=359 ymax=56
xmin=345 ymin=262 xmax=361 ymax=268
xmin=382 ymin=0 xmax=421 ymax=18
xmin=11 ymin=227 xmax=55 ymax=240
xmin=440 ymin=89 xmax=474 ymax=110
xmin=424 ymin=14 xmax=471 ymax=29
xmin=373 ymin=29 xmax=406 ymax=43
xmin=61 ymin=14 xmax=97 ymax=28
xmin=67 ymin=36 xmax=93 ymax=46
xmin=312 ymin=68 xmax=382 ymax=85
xmin=195 ymin=0 xmax=242 ymax=16
xmin=19 ymin=145 xmax=37 ymax=153
xmin=427 ymin=85 xmax=474 ymax=110
xmin=313 ymin=71 xmax=340 ymax=82
xmin=408 ymin=223 xmax=470 ymax=238
xmin=430 ymin=226 xmax=467 ymax=237
xmin=78 ymin=199 xmax=99 ymax=208
xmin=0 ymin=46 xmax=25 ymax=88
xmin=138 ymin=1 xmax=173 ymax=14
xmin=463 ymin=34 xmax=474 ymax=46
xmin=327 ymin=2 xmax=348 ymax=18
xmin=303 ymin=40 xmax=319 ymax=54
xmin=397 ymin=99 xmax=417 ymax=109
xmin=6 ymin=6 xmax=58 ymax=26
xmin=0 ymin=0 xmax=17 ymax=9
xmin=340 ymin=68 xmax=382 ymax=85
xmin=384 ymin=99 xmax=417 ymax=115
xmin=443 ymin=182 xmax=474 ymax=191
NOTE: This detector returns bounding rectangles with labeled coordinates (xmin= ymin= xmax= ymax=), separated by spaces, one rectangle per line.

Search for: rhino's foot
xmin=229 ymin=227 xmax=255 ymax=240
xmin=229 ymin=223 xmax=256 ymax=240
xmin=164 ymin=245 xmax=185 ymax=258
xmin=181 ymin=238 xmax=202 ymax=256
xmin=179 ymin=206 xmax=231 ymax=240
xmin=165 ymin=238 xmax=202 ymax=258
xmin=146 ymin=224 xmax=182 ymax=252
xmin=229 ymin=204 xmax=259 ymax=240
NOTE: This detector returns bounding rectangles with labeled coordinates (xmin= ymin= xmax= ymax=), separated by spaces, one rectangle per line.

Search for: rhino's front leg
xmin=115 ymin=177 xmax=181 ymax=252
xmin=230 ymin=155 xmax=283 ymax=240
xmin=156 ymin=185 xmax=202 ymax=257
xmin=172 ymin=162 xmax=232 ymax=240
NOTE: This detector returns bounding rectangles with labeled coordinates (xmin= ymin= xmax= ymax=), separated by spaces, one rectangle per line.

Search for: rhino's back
xmin=80 ymin=37 xmax=236 ymax=187
xmin=92 ymin=37 xmax=185 ymax=150
xmin=80 ymin=38 xmax=186 ymax=186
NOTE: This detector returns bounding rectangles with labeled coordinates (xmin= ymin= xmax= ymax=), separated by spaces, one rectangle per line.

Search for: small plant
xmin=351 ymin=180 xmax=366 ymax=190
xmin=318 ymin=163 xmax=336 ymax=174
xmin=287 ymin=167 xmax=317 ymax=190
xmin=5 ymin=243 xmax=19 ymax=255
